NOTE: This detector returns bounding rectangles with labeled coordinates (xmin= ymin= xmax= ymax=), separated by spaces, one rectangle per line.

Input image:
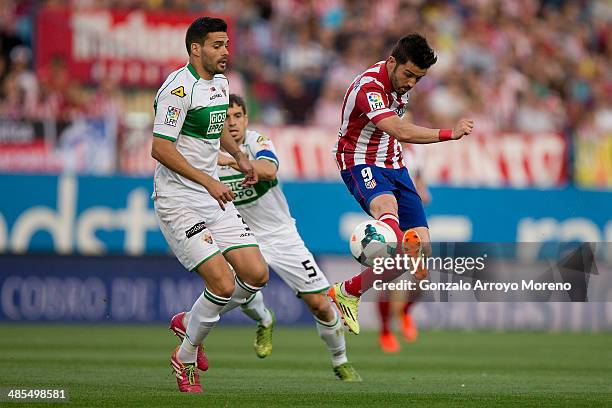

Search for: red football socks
xmin=343 ymin=271 xmax=366 ymax=297
xmin=378 ymin=212 xmax=403 ymax=243
xmin=378 ymin=299 xmax=392 ymax=335
xmin=343 ymin=263 xmax=405 ymax=297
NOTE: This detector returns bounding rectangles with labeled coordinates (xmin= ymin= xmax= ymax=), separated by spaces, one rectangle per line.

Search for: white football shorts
xmin=258 ymin=235 xmax=330 ymax=295
xmin=154 ymin=195 xmax=258 ymax=271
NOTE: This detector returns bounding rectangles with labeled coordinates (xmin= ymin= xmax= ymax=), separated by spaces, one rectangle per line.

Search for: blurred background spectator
xmin=0 ymin=0 xmax=610 ymax=182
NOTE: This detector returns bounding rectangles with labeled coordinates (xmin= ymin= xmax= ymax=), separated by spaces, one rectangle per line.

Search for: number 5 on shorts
xmin=302 ymin=260 xmax=318 ymax=278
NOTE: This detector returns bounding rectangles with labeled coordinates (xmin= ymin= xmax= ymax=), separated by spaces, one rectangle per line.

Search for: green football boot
xmin=333 ymin=363 xmax=362 ymax=382
xmin=328 ymin=283 xmax=361 ymax=334
xmin=254 ymin=309 xmax=275 ymax=358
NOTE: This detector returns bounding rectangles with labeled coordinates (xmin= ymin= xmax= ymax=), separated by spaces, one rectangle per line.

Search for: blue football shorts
xmin=340 ymin=164 xmax=428 ymax=230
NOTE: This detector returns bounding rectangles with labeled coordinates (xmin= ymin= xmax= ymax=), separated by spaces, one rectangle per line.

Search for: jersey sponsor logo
xmin=226 ymin=179 xmax=257 ymax=202
xmin=396 ymin=106 xmax=406 ymax=117
xmin=209 ymin=93 xmax=224 ymax=101
xmin=366 ymin=92 xmax=385 ymax=111
xmin=171 ymin=86 xmax=186 ymax=98
xmin=207 ymin=110 xmax=227 ymax=135
xmin=365 ymin=179 xmax=377 ymax=189
xmin=164 ymin=106 xmax=181 ymax=127
xmin=185 ymin=221 xmax=206 ymax=238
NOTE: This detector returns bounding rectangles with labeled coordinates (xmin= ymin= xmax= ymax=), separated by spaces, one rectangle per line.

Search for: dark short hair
xmin=229 ymin=93 xmax=247 ymax=115
xmin=391 ymin=33 xmax=437 ymax=69
xmin=185 ymin=17 xmax=227 ymax=55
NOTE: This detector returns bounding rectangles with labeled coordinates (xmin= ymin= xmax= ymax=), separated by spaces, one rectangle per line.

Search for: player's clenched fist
xmin=452 ymin=119 xmax=475 ymax=139
xmin=204 ymin=179 xmax=235 ymax=210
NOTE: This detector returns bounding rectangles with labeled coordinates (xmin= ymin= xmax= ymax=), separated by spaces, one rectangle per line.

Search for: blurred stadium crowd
xmin=0 ymin=0 xmax=611 ymax=177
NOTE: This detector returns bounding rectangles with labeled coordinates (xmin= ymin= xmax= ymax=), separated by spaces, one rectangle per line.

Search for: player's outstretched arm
xmin=218 ymin=154 xmax=277 ymax=181
xmin=151 ymin=137 xmax=235 ymax=210
xmin=377 ymin=115 xmax=474 ymax=144
xmin=250 ymin=160 xmax=277 ymax=181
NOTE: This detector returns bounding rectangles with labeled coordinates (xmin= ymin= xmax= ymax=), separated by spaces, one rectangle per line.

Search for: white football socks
xmin=177 ymin=288 xmax=230 ymax=363
xmin=240 ymin=291 xmax=273 ymax=327
xmin=315 ymin=308 xmax=348 ymax=367
xmin=219 ymin=275 xmax=265 ymax=315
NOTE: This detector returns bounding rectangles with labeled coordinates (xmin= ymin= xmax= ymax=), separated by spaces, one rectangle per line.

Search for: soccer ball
xmin=349 ymin=220 xmax=398 ymax=266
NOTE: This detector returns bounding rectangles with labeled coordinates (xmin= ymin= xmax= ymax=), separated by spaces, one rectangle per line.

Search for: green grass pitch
xmin=0 ymin=324 xmax=610 ymax=407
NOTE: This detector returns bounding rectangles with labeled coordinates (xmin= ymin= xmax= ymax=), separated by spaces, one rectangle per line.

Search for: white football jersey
xmin=218 ymin=130 xmax=299 ymax=245
xmin=152 ymin=63 xmax=229 ymax=198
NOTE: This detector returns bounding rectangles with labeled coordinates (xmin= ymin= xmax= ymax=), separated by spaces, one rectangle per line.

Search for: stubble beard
xmin=202 ymin=55 xmax=225 ymax=76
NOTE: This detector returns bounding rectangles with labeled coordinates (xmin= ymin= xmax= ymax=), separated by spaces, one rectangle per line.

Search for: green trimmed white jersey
xmin=152 ymin=63 xmax=229 ymax=197
xmin=218 ymin=130 xmax=299 ymax=245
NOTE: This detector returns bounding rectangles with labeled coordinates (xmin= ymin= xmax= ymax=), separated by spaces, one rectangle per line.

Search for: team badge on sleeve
xmin=165 ymin=106 xmax=181 ymax=127
xmin=256 ymin=135 xmax=272 ymax=149
xmin=171 ymin=86 xmax=186 ymax=97
xmin=366 ymin=92 xmax=385 ymax=110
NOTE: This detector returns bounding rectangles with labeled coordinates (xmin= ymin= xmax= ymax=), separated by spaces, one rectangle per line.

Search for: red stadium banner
xmin=0 ymin=142 xmax=62 ymax=173
xmin=251 ymin=128 xmax=568 ymax=187
xmin=35 ymin=8 xmax=230 ymax=87
xmin=421 ymin=133 xmax=568 ymax=187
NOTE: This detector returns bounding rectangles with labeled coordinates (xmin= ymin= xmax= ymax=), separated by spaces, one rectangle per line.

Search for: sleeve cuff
xmin=367 ymin=109 xmax=396 ymax=124
xmin=255 ymin=150 xmax=279 ymax=167
xmin=153 ymin=132 xmax=177 ymax=142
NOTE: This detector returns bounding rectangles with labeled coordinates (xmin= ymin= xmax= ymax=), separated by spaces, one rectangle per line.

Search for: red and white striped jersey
xmin=333 ymin=61 xmax=410 ymax=170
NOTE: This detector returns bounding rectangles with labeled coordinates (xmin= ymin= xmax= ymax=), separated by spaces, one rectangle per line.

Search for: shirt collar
xmin=187 ymin=63 xmax=200 ymax=80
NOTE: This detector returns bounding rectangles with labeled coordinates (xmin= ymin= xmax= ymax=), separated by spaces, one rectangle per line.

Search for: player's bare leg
xmin=183 ymin=247 xmax=273 ymax=356
xmin=173 ymin=254 xmax=234 ymax=392
xmin=223 ymin=246 xmax=269 ymax=308
xmin=184 ymin=248 xmax=274 ymax=357
xmin=301 ymin=292 xmax=361 ymax=382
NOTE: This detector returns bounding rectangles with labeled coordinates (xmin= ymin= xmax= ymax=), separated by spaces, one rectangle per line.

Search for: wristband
xmin=438 ymin=129 xmax=453 ymax=141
